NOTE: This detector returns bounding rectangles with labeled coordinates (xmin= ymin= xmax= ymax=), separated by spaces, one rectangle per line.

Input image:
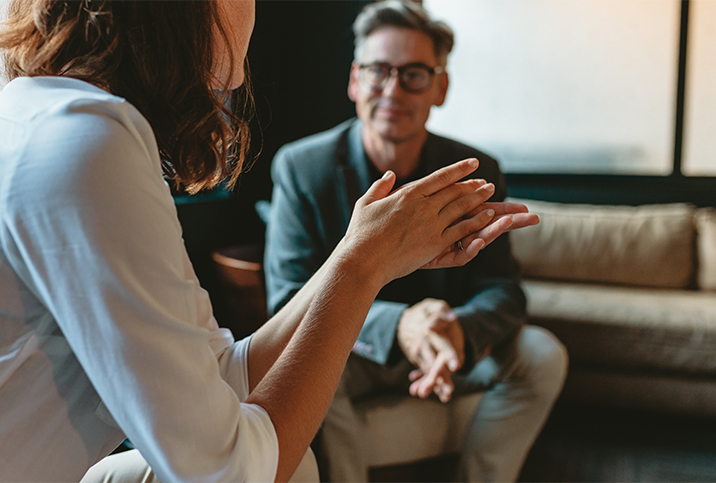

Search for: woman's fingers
xmin=437 ymin=182 xmax=496 ymax=224
xmin=346 ymin=161 xmax=486 ymax=282
xmin=482 ymin=202 xmax=530 ymax=216
xmin=346 ymin=156 xmax=539 ymax=283
xmin=445 ymin=211 xmax=512 ymax=250
xmin=459 ymin=201 xmax=529 ymax=222
xmin=452 ymin=212 xmax=539 ymax=255
xmin=446 ymin=208 xmax=539 ymax=252
xmin=501 ymin=212 xmax=540 ymax=231
xmin=408 ymin=158 xmax=479 ymax=197
xmin=446 ymin=208 xmax=497 ymax=242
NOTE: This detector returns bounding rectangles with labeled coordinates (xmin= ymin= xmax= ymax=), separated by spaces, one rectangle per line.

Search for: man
xmin=264 ymin=1 xmax=568 ymax=481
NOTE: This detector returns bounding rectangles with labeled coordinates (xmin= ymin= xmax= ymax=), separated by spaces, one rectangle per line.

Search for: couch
xmin=508 ymin=199 xmax=716 ymax=417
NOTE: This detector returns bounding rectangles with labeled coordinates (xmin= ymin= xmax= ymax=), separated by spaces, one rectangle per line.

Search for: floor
xmin=369 ymin=401 xmax=716 ymax=482
xmin=519 ymin=401 xmax=716 ymax=482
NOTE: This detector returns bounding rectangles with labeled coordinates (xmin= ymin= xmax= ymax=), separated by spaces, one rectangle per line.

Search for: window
xmin=424 ymin=0 xmax=686 ymax=176
xmin=683 ymin=0 xmax=716 ymax=176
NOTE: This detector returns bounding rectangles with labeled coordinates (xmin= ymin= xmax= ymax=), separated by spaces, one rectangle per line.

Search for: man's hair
xmin=0 ymin=0 xmax=253 ymax=194
xmin=353 ymin=0 xmax=454 ymax=66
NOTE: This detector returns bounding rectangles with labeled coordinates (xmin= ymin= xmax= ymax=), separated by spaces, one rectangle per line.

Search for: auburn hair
xmin=0 ymin=0 xmax=253 ymax=194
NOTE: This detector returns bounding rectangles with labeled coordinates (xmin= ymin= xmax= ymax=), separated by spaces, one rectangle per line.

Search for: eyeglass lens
xmin=361 ymin=63 xmax=435 ymax=93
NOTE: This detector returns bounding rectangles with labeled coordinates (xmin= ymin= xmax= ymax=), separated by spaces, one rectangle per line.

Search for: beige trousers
xmin=81 ymin=447 xmax=319 ymax=483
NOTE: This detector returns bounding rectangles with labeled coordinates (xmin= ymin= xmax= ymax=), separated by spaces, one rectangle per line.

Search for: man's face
xmin=348 ymin=27 xmax=448 ymax=144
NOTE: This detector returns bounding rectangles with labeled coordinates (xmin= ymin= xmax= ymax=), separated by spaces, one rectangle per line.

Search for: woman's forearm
xmin=245 ymin=247 xmax=382 ymax=482
xmin=246 ymin=238 xmax=354 ymax=392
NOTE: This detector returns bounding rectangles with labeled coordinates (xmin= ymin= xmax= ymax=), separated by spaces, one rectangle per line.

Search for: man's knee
xmin=513 ymin=325 xmax=569 ymax=397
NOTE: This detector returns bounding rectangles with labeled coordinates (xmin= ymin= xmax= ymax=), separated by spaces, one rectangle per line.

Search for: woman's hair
xmin=0 ymin=0 xmax=253 ymax=194
xmin=353 ymin=0 xmax=454 ymax=66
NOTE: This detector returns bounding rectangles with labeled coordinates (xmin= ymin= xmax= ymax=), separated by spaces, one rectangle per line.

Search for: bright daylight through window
xmin=424 ymin=0 xmax=685 ymax=175
xmin=683 ymin=0 xmax=716 ymax=176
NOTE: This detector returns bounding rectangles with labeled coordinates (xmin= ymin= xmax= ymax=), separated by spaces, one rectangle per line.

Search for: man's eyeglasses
xmin=357 ymin=62 xmax=445 ymax=94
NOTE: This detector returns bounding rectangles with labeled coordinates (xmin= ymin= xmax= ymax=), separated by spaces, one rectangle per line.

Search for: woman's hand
xmin=423 ymin=201 xmax=539 ymax=269
xmin=342 ymin=158 xmax=532 ymax=286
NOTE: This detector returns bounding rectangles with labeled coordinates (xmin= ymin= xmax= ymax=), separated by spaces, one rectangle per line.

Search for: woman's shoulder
xmin=2 ymin=76 xmax=154 ymax=152
xmin=0 ymin=77 xmax=163 ymax=207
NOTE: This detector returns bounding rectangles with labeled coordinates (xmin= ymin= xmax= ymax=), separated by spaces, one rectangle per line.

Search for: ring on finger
xmin=456 ymin=239 xmax=464 ymax=251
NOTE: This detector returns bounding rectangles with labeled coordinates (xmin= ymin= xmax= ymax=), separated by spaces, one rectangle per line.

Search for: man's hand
xmin=398 ymin=298 xmax=465 ymax=402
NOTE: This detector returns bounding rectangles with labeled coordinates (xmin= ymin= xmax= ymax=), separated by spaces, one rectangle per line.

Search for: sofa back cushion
xmin=508 ymin=199 xmax=696 ymax=289
xmin=696 ymin=207 xmax=716 ymax=291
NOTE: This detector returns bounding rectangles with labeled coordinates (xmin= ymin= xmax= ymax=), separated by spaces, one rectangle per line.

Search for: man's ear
xmin=434 ymin=72 xmax=449 ymax=107
xmin=347 ymin=62 xmax=360 ymax=102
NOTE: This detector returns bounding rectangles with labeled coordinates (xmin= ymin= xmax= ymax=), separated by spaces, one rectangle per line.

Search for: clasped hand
xmin=398 ymin=298 xmax=465 ymax=403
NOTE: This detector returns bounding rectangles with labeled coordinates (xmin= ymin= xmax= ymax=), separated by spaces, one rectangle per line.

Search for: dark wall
xmin=177 ymin=1 xmax=369 ymax=330
xmin=234 ymin=0 xmax=371 ymax=245
xmin=506 ymin=174 xmax=716 ymax=208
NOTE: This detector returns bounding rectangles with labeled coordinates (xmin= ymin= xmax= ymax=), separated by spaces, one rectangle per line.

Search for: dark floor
xmin=369 ymin=401 xmax=716 ymax=482
xmin=519 ymin=401 xmax=716 ymax=482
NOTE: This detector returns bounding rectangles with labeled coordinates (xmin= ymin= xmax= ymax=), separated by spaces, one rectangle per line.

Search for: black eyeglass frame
xmin=357 ymin=62 xmax=446 ymax=94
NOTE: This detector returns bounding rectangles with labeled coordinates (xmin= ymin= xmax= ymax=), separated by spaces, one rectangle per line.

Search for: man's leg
xmin=319 ymin=354 xmax=413 ymax=483
xmin=455 ymin=325 xmax=568 ymax=482
xmin=80 ymin=447 xmax=319 ymax=483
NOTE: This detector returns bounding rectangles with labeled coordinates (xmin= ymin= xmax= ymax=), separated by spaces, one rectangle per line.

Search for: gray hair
xmin=353 ymin=0 xmax=454 ymax=66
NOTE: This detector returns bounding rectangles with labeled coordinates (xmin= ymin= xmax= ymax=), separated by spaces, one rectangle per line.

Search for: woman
xmin=0 ymin=1 xmax=536 ymax=481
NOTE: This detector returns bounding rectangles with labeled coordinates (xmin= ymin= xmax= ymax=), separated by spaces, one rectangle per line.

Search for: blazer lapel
xmin=420 ymin=134 xmax=450 ymax=292
xmin=335 ymin=119 xmax=371 ymax=232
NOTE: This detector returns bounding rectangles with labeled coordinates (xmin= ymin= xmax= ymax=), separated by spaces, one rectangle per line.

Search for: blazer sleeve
xmin=265 ymin=145 xmax=408 ymax=366
xmin=264 ymin=146 xmax=328 ymax=316
xmin=453 ymin=236 xmax=527 ymax=367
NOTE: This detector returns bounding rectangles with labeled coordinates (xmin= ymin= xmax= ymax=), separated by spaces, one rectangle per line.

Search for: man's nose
xmin=381 ymin=68 xmax=403 ymax=97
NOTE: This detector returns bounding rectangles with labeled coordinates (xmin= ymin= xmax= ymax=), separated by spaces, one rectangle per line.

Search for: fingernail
xmin=468 ymin=158 xmax=478 ymax=168
xmin=382 ymin=170 xmax=392 ymax=179
xmin=449 ymin=359 xmax=458 ymax=371
xmin=487 ymin=209 xmax=495 ymax=217
xmin=476 ymin=239 xmax=486 ymax=251
xmin=446 ymin=310 xmax=457 ymax=321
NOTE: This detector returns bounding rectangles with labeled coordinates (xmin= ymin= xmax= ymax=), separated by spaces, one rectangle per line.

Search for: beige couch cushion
xmin=523 ymin=280 xmax=716 ymax=374
xmin=696 ymin=207 xmax=716 ymax=291
xmin=509 ymin=199 xmax=695 ymax=289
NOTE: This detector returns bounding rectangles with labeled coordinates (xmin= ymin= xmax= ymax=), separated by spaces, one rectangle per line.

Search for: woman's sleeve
xmin=3 ymin=99 xmax=279 ymax=482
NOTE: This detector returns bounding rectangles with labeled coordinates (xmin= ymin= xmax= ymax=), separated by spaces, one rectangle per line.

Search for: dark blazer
xmin=264 ymin=118 xmax=526 ymax=367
